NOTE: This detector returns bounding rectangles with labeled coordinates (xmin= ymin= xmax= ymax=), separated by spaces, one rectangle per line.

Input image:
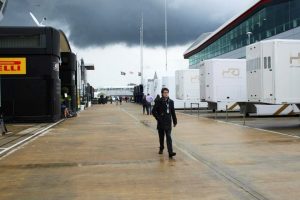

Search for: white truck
xmin=162 ymin=76 xmax=176 ymax=100
xmin=175 ymin=69 xmax=200 ymax=101
xmin=247 ymin=39 xmax=300 ymax=104
xmin=162 ymin=75 xmax=207 ymax=109
xmin=153 ymin=78 xmax=162 ymax=98
xmin=143 ymin=78 xmax=155 ymax=97
xmin=245 ymin=39 xmax=300 ymax=115
xmin=199 ymin=59 xmax=247 ymax=111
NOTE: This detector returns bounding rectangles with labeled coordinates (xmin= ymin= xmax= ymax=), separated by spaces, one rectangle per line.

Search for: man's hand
xmin=173 ymin=123 xmax=177 ymax=127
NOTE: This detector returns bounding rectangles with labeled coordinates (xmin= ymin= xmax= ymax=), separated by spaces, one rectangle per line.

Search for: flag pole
xmin=165 ymin=0 xmax=168 ymax=72
xmin=140 ymin=12 xmax=144 ymax=85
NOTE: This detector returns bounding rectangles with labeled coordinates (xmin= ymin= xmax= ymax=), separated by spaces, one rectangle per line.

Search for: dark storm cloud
xmin=0 ymin=0 xmax=254 ymax=48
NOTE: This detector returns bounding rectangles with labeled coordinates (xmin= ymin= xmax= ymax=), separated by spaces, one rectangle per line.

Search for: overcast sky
xmin=1 ymin=0 xmax=257 ymax=87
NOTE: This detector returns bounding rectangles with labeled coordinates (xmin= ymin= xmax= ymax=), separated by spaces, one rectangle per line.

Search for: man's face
xmin=162 ymin=90 xmax=169 ymax=98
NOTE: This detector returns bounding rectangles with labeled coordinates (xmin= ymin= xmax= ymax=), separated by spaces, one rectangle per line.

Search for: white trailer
xmin=247 ymin=39 xmax=300 ymax=104
xmin=162 ymin=76 xmax=207 ymax=109
xmin=153 ymin=78 xmax=162 ymax=98
xmin=199 ymin=59 xmax=247 ymax=111
xmin=244 ymin=39 xmax=300 ymax=115
xmin=200 ymin=62 xmax=206 ymax=101
xmin=151 ymin=71 xmax=166 ymax=98
xmin=162 ymin=76 xmax=176 ymax=100
xmin=143 ymin=78 xmax=155 ymax=97
xmin=175 ymin=69 xmax=200 ymax=101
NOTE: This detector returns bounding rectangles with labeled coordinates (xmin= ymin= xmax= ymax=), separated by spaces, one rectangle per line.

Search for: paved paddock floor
xmin=0 ymin=103 xmax=299 ymax=200
xmin=181 ymin=110 xmax=300 ymax=137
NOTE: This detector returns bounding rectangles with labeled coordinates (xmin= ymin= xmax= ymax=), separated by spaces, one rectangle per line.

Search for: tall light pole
xmin=165 ymin=0 xmax=168 ymax=72
xmin=140 ymin=12 xmax=144 ymax=85
xmin=247 ymin=31 xmax=252 ymax=45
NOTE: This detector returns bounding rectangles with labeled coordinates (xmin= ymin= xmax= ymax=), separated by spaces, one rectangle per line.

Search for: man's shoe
xmin=158 ymin=149 xmax=163 ymax=154
xmin=169 ymin=152 xmax=176 ymax=158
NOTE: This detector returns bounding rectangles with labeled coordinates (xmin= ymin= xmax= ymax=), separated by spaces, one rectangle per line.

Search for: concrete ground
xmin=181 ymin=110 xmax=300 ymax=137
xmin=0 ymin=103 xmax=299 ymax=200
xmin=0 ymin=123 xmax=51 ymax=150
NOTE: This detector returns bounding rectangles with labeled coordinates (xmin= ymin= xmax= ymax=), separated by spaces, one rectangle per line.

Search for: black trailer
xmin=60 ymin=52 xmax=78 ymax=112
xmin=133 ymin=84 xmax=143 ymax=104
xmin=0 ymin=27 xmax=61 ymax=122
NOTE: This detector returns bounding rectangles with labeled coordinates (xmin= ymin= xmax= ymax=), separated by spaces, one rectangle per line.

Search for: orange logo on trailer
xmin=0 ymin=58 xmax=26 ymax=75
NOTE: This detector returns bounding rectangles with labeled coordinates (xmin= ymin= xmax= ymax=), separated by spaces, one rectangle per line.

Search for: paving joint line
xmin=179 ymin=112 xmax=300 ymax=139
xmin=121 ymin=107 xmax=269 ymax=200
xmin=0 ymin=119 xmax=65 ymax=158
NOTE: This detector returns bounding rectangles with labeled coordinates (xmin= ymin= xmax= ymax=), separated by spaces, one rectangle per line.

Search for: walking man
xmin=152 ymin=88 xmax=177 ymax=158
xmin=142 ymin=95 xmax=147 ymax=115
xmin=154 ymin=94 xmax=160 ymax=104
xmin=146 ymin=93 xmax=154 ymax=115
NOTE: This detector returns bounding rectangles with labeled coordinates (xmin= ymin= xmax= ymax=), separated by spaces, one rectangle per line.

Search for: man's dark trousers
xmin=146 ymin=103 xmax=151 ymax=115
xmin=158 ymin=128 xmax=173 ymax=153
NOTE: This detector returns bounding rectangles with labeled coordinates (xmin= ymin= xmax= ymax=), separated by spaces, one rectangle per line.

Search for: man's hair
xmin=161 ymin=88 xmax=169 ymax=94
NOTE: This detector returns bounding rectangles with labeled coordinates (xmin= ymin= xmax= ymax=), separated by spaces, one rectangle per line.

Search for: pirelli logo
xmin=0 ymin=58 xmax=26 ymax=75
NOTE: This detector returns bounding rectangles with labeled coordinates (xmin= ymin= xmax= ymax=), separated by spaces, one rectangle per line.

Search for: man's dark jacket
xmin=142 ymin=98 xmax=147 ymax=106
xmin=152 ymin=98 xmax=177 ymax=130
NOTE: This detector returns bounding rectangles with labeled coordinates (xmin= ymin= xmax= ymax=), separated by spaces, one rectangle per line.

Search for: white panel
xmin=175 ymin=69 xmax=200 ymax=101
xmin=199 ymin=61 xmax=206 ymax=101
xmin=201 ymin=59 xmax=247 ymax=103
xmin=247 ymin=39 xmax=300 ymax=104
